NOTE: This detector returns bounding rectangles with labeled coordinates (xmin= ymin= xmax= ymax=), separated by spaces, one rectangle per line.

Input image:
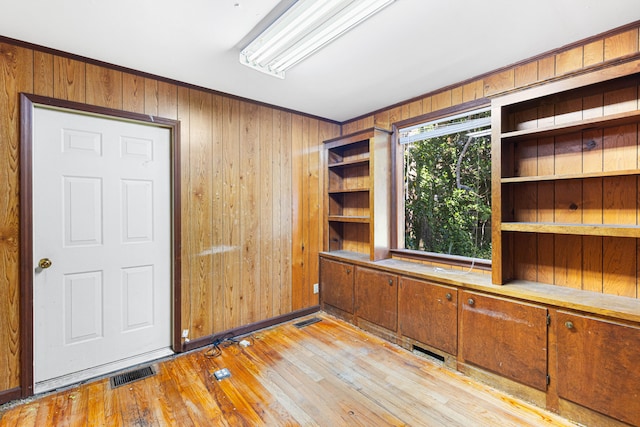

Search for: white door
xmin=33 ymin=107 xmax=172 ymax=392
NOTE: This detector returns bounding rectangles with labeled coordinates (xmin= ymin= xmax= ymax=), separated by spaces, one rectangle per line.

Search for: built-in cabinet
xmin=459 ymin=291 xmax=548 ymax=391
xmin=355 ymin=267 xmax=397 ymax=331
xmin=556 ymin=312 xmax=640 ymax=426
xmin=323 ymin=128 xmax=391 ymax=261
xmin=319 ymin=257 xmax=354 ymax=314
xmin=398 ymin=277 xmax=457 ymax=355
xmin=491 ymin=62 xmax=640 ymax=297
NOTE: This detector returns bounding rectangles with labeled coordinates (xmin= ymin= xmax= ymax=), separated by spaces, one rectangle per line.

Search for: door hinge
xmin=546 ymin=374 xmax=550 ymax=386
xmin=546 ymin=313 xmax=551 ymax=326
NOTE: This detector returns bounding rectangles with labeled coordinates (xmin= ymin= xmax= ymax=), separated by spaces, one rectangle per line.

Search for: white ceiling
xmin=1 ymin=0 xmax=639 ymax=122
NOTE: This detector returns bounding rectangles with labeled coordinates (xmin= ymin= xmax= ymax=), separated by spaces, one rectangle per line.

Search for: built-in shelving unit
xmin=491 ymin=60 xmax=640 ymax=299
xmin=323 ymin=128 xmax=391 ymax=261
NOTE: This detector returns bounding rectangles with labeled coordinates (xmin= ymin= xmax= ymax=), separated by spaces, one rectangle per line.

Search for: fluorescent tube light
xmin=240 ymin=0 xmax=395 ymax=79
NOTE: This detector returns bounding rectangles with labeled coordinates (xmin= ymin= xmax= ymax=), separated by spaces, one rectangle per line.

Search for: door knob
xmin=38 ymin=258 xmax=52 ymax=269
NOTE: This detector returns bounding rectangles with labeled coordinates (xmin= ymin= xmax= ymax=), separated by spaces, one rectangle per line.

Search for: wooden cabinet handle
xmin=467 ymin=298 xmax=475 ymax=306
xmin=565 ymin=321 xmax=574 ymax=329
xmin=445 ymin=293 xmax=452 ymax=301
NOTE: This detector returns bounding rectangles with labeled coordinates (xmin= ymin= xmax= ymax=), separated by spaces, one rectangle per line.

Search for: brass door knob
xmin=38 ymin=258 xmax=52 ymax=269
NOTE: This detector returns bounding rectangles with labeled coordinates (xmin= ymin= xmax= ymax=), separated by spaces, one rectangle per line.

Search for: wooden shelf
xmin=323 ymin=128 xmax=391 ymax=260
xmin=328 ymin=188 xmax=369 ymax=194
xmin=501 ymin=168 xmax=640 ymax=183
xmin=328 ymin=158 xmax=369 ymax=168
xmin=501 ymin=109 xmax=640 ymax=142
xmin=501 ymin=222 xmax=640 ymax=238
xmin=328 ymin=215 xmax=370 ymax=224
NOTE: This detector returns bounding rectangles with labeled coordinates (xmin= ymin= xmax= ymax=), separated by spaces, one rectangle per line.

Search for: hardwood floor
xmin=0 ymin=313 xmax=577 ymax=426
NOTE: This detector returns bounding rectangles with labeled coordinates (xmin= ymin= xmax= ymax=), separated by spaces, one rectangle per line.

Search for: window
xmin=398 ymin=107 xmax=491 ymax=260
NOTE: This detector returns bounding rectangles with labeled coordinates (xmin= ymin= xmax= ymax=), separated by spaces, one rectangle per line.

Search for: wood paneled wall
xmin=0 ymin=40 xmax=339 ymax=395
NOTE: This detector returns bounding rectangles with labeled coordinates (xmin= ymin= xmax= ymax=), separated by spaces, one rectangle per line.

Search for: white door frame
xmin=19 ymin=93 xmax=182 ymax=398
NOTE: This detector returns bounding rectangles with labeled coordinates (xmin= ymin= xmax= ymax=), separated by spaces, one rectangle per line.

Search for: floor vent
xmin=413 ymin=345 xmax=445 ymax=363
xmin=110 ymin=366 xmax=155 ymax=388
xmin=294 ymin=317 xmax=322 ymax=328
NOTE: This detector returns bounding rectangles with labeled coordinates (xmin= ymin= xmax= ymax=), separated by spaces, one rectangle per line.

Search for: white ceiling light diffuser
xmin=240 ymin=0 xmax=395 ymax=79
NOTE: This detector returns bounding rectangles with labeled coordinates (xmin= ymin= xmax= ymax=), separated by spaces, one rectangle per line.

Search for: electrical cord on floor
xmin=203 ymin=333 xmax=255 ymax=358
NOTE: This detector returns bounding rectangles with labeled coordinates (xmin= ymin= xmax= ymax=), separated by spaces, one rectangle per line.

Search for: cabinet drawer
xmin=557 ymin=312 xmax=640 ymax=426
xmin=355 ymin=267 xmax=397 ymax=331
xmin=320 ymin=258 xmax=354 ymax=313
xmin=399 ymin=278 xmax=457 ymax=354
xmin=460 ymin=291 xmax=548 ymax=390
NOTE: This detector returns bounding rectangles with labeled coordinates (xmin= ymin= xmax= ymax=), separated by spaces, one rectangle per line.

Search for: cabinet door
xmin=319 ymin=258 xmax=354 ymax=313
xmin=355 ymin=267 xmax=397 ymax=331
xmin=460 ymin=291 xmax=548 ymax=390
xmin=557 ymin=312 xmax=640 ymax=426
xmin=399 ymin=278 xmax=457 ymax=354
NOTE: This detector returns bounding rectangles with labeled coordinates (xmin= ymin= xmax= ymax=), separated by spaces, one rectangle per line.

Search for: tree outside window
xmin=401 ymin=108 xmax=491 ymax=260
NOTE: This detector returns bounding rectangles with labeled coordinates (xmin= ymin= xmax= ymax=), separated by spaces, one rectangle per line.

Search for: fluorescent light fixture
xmin=240 ymin=0 xmax=395 ymax=79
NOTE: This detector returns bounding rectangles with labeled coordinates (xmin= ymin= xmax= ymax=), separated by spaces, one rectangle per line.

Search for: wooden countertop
xmin=320 ymin=251 xmax=640 ymax=324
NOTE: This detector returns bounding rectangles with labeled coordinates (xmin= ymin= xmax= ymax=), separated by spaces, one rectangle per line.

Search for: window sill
xmin=389 ymin=249 xmax=491 ymax=272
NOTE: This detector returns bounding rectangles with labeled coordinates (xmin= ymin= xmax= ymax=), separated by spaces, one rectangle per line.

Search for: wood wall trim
xmin=0 ymin=387 xmax=22 ymax=406
xmin=183 ymin=305 xmax=320 ymax=352
xmin=0 ymin=35 xmax=340 ymax=126
xmin=19 ymin=93 xmax=182 ymax=398
xmin=19 ymin=95 xmax=35 ymax=398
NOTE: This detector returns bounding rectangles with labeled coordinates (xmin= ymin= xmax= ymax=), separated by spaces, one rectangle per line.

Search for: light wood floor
xmin=0 ymin=313 xmax=577 ymax=426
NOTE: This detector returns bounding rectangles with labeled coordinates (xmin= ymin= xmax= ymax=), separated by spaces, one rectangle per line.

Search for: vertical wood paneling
xmin=240 ymin=101 xmax=260 ymax=325
xmin=431 ymin=91 xmax=452 ymax=111
xmin=0 ymin=42 xmax=33 ymax=392
xmin=604 ymin=28 xmax=639 ymax=61
xmin=291 ymin=115 xmax=305 ymax=310
xmin=86 ymin=64 xmax=122 ymax=109
xmin=555 ymin=47 xmax=583 ymax=75
xmin=484 ymin=69 xmax=515 ymax=96
xmin=515 ymin=62 xmax=538 ymax=88
xmin=301 ymin=118 xmax=312 ymax=307
xmin=33 ymin=51 xmax=53 ymax=97
xmin=145 ymin=79 xmax=159 ymax=116
xmin=122 ymin=73 xmax=145 ymax=114
xmin=158 ymin=82 xmax=178 ymax=120
xmin=210 ymin=94 xmax=224 ymax=331
xmin=538 ymin=56 xmax=556 ymax=81
xmin=223 ymin=98 xmax=241 ymax=329
xmin=280 ymin=112 xmax=294 ymax=314
xmin=583 ymin=40 xmax=604 ymax=67
xmin=53 ymin=56 xmax=85 ymax=102
xmin=259 ymin=106 xmax=274 ymax=319
xmin=189 ymin=90 xmax=214 ymax=338
xmin=272 ymin=111 xmax=284 ymax=316
xmin=177 ymin=86 xmax=192 ymax=341
xmin=307 ymin=119 xmax=321 ymax=306
xmin=462 ymin=80 xmax=484 ymax=103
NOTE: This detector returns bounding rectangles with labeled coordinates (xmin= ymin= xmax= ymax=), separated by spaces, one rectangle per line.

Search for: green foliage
xmin=404 ymin=125 xmax=491 ymax=259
